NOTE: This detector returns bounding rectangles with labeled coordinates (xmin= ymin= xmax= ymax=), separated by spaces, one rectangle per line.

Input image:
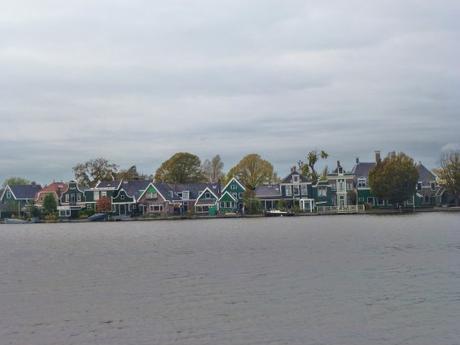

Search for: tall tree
xmin=43 ymin=194 xmax=57 ymax=215
xmin=154 ymin=152 xmax=205 ymax=183
xmin=299 ymin=150 xmax=329 ymax=183
xmin=116 ymin=165 xmax=147 ymax=180
xmin=436 ymin=151 xmax=460 ymax=205
xmin=368 ymin=152 xmax=419 ymax=206
xmin=2 ymin=177 xmax=31 ymax=187
xmin=73 ymin=158 xmax=119 ymax=187
xmin=227 ymin=154 xmax=276 ymax=190
xmin=202 ymin=155 xmax=225 ymax=183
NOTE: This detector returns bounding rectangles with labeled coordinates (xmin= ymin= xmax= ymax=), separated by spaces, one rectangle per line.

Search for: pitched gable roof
xmin=255 ymin=184 xmax=281 ymax=198
xmin=37 ymin=182 xmax=67 ymax=198
xmin=95 ymin=180 xmax=122 ymax=189
xmin=218 ymin=190 xmax=237 ymax=202
xmin=417 ymin=163 xmax=436 ymax=184
xmin=222 ymin=177 xmax=246 ymax=192
xmin=7 ymin=184 xmax=42 ymax=200
xmin=281 ymin=171 xmax=309 ymax=183
xmin=352 ymin=162 xmax=376 ymax=178
xmin=195 ymin=186 xmax=220 ymax=205
xmin=118 ymin=180 xmax=151 ymax=200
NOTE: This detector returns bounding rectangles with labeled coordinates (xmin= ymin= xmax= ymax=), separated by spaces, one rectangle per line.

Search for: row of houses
xmin=0 ymin=151 xmax=446 ymax=219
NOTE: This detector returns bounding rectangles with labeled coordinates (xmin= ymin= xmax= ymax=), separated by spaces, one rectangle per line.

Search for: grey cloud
xmin=1 ymin=0 xmax=459 ymax=183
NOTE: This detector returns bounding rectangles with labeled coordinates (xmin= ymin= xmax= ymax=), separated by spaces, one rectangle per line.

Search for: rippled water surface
xmin=1 ymin=213 xmax=459 ymax=345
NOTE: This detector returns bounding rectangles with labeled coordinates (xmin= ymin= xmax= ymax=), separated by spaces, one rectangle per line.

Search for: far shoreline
xmin=2 ymin=207 xmax=459 ymax=225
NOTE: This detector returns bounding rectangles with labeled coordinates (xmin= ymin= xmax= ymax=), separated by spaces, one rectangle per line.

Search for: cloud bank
xmin=1 ymin=0 xmax=459 ymax=183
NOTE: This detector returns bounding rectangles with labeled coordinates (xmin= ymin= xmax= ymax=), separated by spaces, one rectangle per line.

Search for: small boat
xmin=4 ymin=218 xmax=29 ymax=224
xmin=265 ymin=210 xmax=294 ymax=217
xmin=88 ymin=213 xmax=108 ymax=222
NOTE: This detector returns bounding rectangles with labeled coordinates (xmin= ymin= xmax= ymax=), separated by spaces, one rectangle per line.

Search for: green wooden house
xmin=219 ymin=177 xmax=245 ymax=213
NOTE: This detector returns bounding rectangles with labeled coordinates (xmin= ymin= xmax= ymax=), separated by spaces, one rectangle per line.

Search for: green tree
xmin=299 ymin=150 xmax=329 ymax=183
xmin=116 ymin=165 xmax=147 ymax=180
xmin=154 ymin=152 xmax=205 ymax=183
xmin=227 ymin=154 xmax=276 ymax=190
xmin=436 ymin=151 xmax=460 ymax=205
xmin=2 ymin=177 xmax=31 ymax=187
xmin=73 ymin=158 xmax=119 ymax=187
xmin=43 ymin=194 xmax=57 ymax=215
xmin=242 ymin=190 xmax=262 ymax=214
xmin=368 ymin=152 xmax=419 ymax=206
xmin=202 ymin=155 xmax=225 ymax=183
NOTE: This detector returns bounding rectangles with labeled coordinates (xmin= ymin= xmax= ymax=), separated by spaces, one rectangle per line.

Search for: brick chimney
xmin=356 ymin=157 xmax=359 ymax=164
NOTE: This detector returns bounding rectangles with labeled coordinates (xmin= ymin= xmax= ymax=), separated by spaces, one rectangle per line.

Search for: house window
xmin=77 ymin=194 xmax=81 ymax=202
xmin=101 ymin=191 xmax=107 ymax=197
xmin=338 ymin=180 xmax=345 ymax=192
xmin=221 ymin=202 xmax=225 ymax=208
xmin=318 ymin=188 xmax=327 ymax=197
xmin=120 ymin=194 xmax=125 ymax=200
xmin=378 ymin=199 xmax=385 ymax=206
xmin=357 ymin=178 xmax=367 ymax=188
xmin=231 ymin=184 xmax=237 ymax=190
xmin=417 ymin=182 xmax=422 ymax=191
xmin=94 ymin=191 xmax=100 ymax=201
xmin=293 ymin=175 xmax=299 ymax=183
xmin=182 ymin=191 xmax=190 ymax=200
xmin=285 ymin=186 xmax=292 ymax=196
xmin=205 ymin=192 xmax=211 ymax=199
xmin=232 ymin=193 xmax=237 ymax=199
xmin=431 ymin=182 xmax=436 ymax=190
xmin=149 ymin=205 xmax=163 ymax=212
xmin=147 ymin=192 xmax=157 ymax=199
xmin=293 ymin=186 xmax=300 ymax=196
xmin=6 ymin=191 xmax=11 ymax=199
xmin=301 ymin=185 xmax=308 ymax=196
xmin=367 ymin=197 xmax=374 ymax=205
xmin=65 ymin=194 xmax=69 ymax=202
xmin=238 ymin=192 xmax=243 ymax=199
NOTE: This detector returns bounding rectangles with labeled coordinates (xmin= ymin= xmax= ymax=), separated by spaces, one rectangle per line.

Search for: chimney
xmin=375 ymin=150 xmax=381 ymax=163
xmin=356 ymin=157 xmax=359 ymax=164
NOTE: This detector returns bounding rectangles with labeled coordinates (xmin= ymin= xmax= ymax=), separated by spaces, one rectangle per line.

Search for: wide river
xmin=0 ymin=213 xmax=459 ymax=345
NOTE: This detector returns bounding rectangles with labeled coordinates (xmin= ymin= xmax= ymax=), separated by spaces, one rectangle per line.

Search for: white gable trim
xmin=137 ymin=183 xmax=167 ymax=202
xmin=222 ymin=177 xmax=246 ymax=193
xmin=1 ymin=185 xmax=15 ymax=200
xmin=218 ymin=190 xmax=237 ymax=202
xmin=195 ymin=187 xmax=219 ymax=206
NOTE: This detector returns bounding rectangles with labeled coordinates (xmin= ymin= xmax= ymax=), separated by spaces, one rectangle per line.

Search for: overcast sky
xmin=1 ymin=0 xmax=459 ymax=184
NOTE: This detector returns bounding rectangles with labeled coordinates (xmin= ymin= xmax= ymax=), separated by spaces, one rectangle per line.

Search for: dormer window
xmin=293 ymin=175 xmax=299 ymax=183
xmin=147 ymin=192 xmax=157 ymax=199
xmin=231 ymin=184 xmax=237 ymax=190
xmin=357 ymin=178 xmax=367 ymax=188
xmin=205 ymin=192 xmax=211 ymax=199
xmin=182 ymin=191 xmax=190 ymax=200
xmin=6 ymin=191 xmax=11 ymax=199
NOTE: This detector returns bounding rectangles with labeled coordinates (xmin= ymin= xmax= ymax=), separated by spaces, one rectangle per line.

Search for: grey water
xmin=0 ymin=213 xmax=459 ymax=345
